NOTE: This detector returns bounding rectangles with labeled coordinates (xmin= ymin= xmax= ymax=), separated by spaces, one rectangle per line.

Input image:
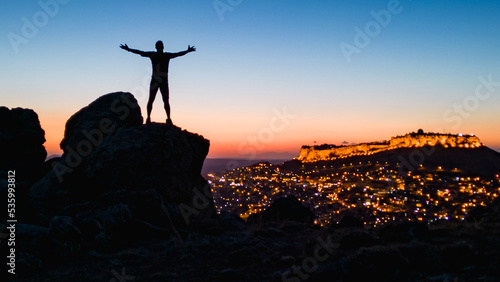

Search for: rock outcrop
xmin=0 ymin=107 xmax=47 ymax=181
xmin=31 ymin=92 xmax=143 ymax=198
xmin=30 ymin=92 xmax=216 ymax=235
xmin=0 ymin=107 xmax=48 ymax=223
xmin=60 ymin=92 xmax=143 ymax=152
xmin=4 ymin=92 xmax=217 ymax=275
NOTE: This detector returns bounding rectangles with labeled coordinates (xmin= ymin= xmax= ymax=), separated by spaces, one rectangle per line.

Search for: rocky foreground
xmin=2 ymin=92 xmax=500 ymax=281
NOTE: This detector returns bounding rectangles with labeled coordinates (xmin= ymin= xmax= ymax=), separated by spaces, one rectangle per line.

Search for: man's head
xmin=155 ymin=40 xmax=164 ymax=52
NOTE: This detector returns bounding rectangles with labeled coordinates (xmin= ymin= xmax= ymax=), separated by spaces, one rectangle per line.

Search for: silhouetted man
xmin=120 ymin=41 xmax=196 ymax=124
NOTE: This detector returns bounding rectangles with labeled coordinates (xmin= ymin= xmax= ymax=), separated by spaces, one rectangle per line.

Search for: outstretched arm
xmin=120 ymin=44 xmax=146 ymax=55
xmin=170 ymin=45 xmax=196 ymax=58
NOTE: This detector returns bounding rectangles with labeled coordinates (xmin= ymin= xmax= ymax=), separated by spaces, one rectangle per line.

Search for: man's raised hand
xmin=188 ymin=45 xmax=196 ymax=52
xmin=120 ymin=44 xmax=129 ymax=51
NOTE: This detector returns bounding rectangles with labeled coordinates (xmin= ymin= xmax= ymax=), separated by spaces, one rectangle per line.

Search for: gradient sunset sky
xmin=2 ymin=0 xmax=500 ymax=159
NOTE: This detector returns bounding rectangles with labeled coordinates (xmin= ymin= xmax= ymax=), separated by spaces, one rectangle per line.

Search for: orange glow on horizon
xmin=39 ymin=114 xmax=65 ymax=157
xmin=39 ymin=113 xmax=500 ymax=160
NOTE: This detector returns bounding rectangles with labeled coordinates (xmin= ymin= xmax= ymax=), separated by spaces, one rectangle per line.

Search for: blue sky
xmin=1 ymin=0 xmax=500 ymax=158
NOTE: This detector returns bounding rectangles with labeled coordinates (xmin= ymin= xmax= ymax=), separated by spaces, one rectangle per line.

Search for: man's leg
xmin=147 ymin=78 xmax=160 ymax=123
xmin=159 ymin=78 xmax=171 ymax=124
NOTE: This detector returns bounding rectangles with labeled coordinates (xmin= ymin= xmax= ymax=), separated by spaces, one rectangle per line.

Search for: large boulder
xmin=29 ymin=92 xmax=216 ymax=247
xmin=31 ymin=92 xmax=142 ymax=199
xmin=74 ymin=123 xmax=216 ymax=231
xmin=0 ymin=107 xmax=47 ymax=181
xmin=84 ymin=123 xmax=209 ymax=194
xmin=60 ymin=92 xmax=143 ymax=151
xmin=41 ymin=123 xmax=216 ymax=244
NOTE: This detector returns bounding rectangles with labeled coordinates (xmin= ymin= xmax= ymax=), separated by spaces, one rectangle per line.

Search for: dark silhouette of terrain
xmin=2 ymin=93 xmax=500 ymax=281
xmin=0 ymin=107 xmax=47 ymax=182
xmin=120 ymin=41 xmax=196 ymax=125
xmin=30 ymin=92 xmax=215 ymax=233
xmin=247 ymin=196 xmax=315 ymax=225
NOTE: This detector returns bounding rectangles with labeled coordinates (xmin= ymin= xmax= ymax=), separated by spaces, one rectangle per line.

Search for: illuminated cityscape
xmin=208 ymin=132 xmax=500 ymax=227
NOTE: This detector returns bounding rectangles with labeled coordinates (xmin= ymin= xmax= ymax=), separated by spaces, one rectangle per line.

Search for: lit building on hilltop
xmin=297 ymin=130 xmax=483 ymax=162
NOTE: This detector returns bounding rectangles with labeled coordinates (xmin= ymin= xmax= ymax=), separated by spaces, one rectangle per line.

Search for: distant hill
xmin=284 ymin=145 xmax=500 ymax=178
xmin=298 ymin=130 xmax=482 ymax=162
xmin=202 ymin=158 xmax=287 ymax=174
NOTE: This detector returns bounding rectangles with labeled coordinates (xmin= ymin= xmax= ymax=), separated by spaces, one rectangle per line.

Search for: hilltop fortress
xmin=297 ymin=130 xmax=482 ymax=162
